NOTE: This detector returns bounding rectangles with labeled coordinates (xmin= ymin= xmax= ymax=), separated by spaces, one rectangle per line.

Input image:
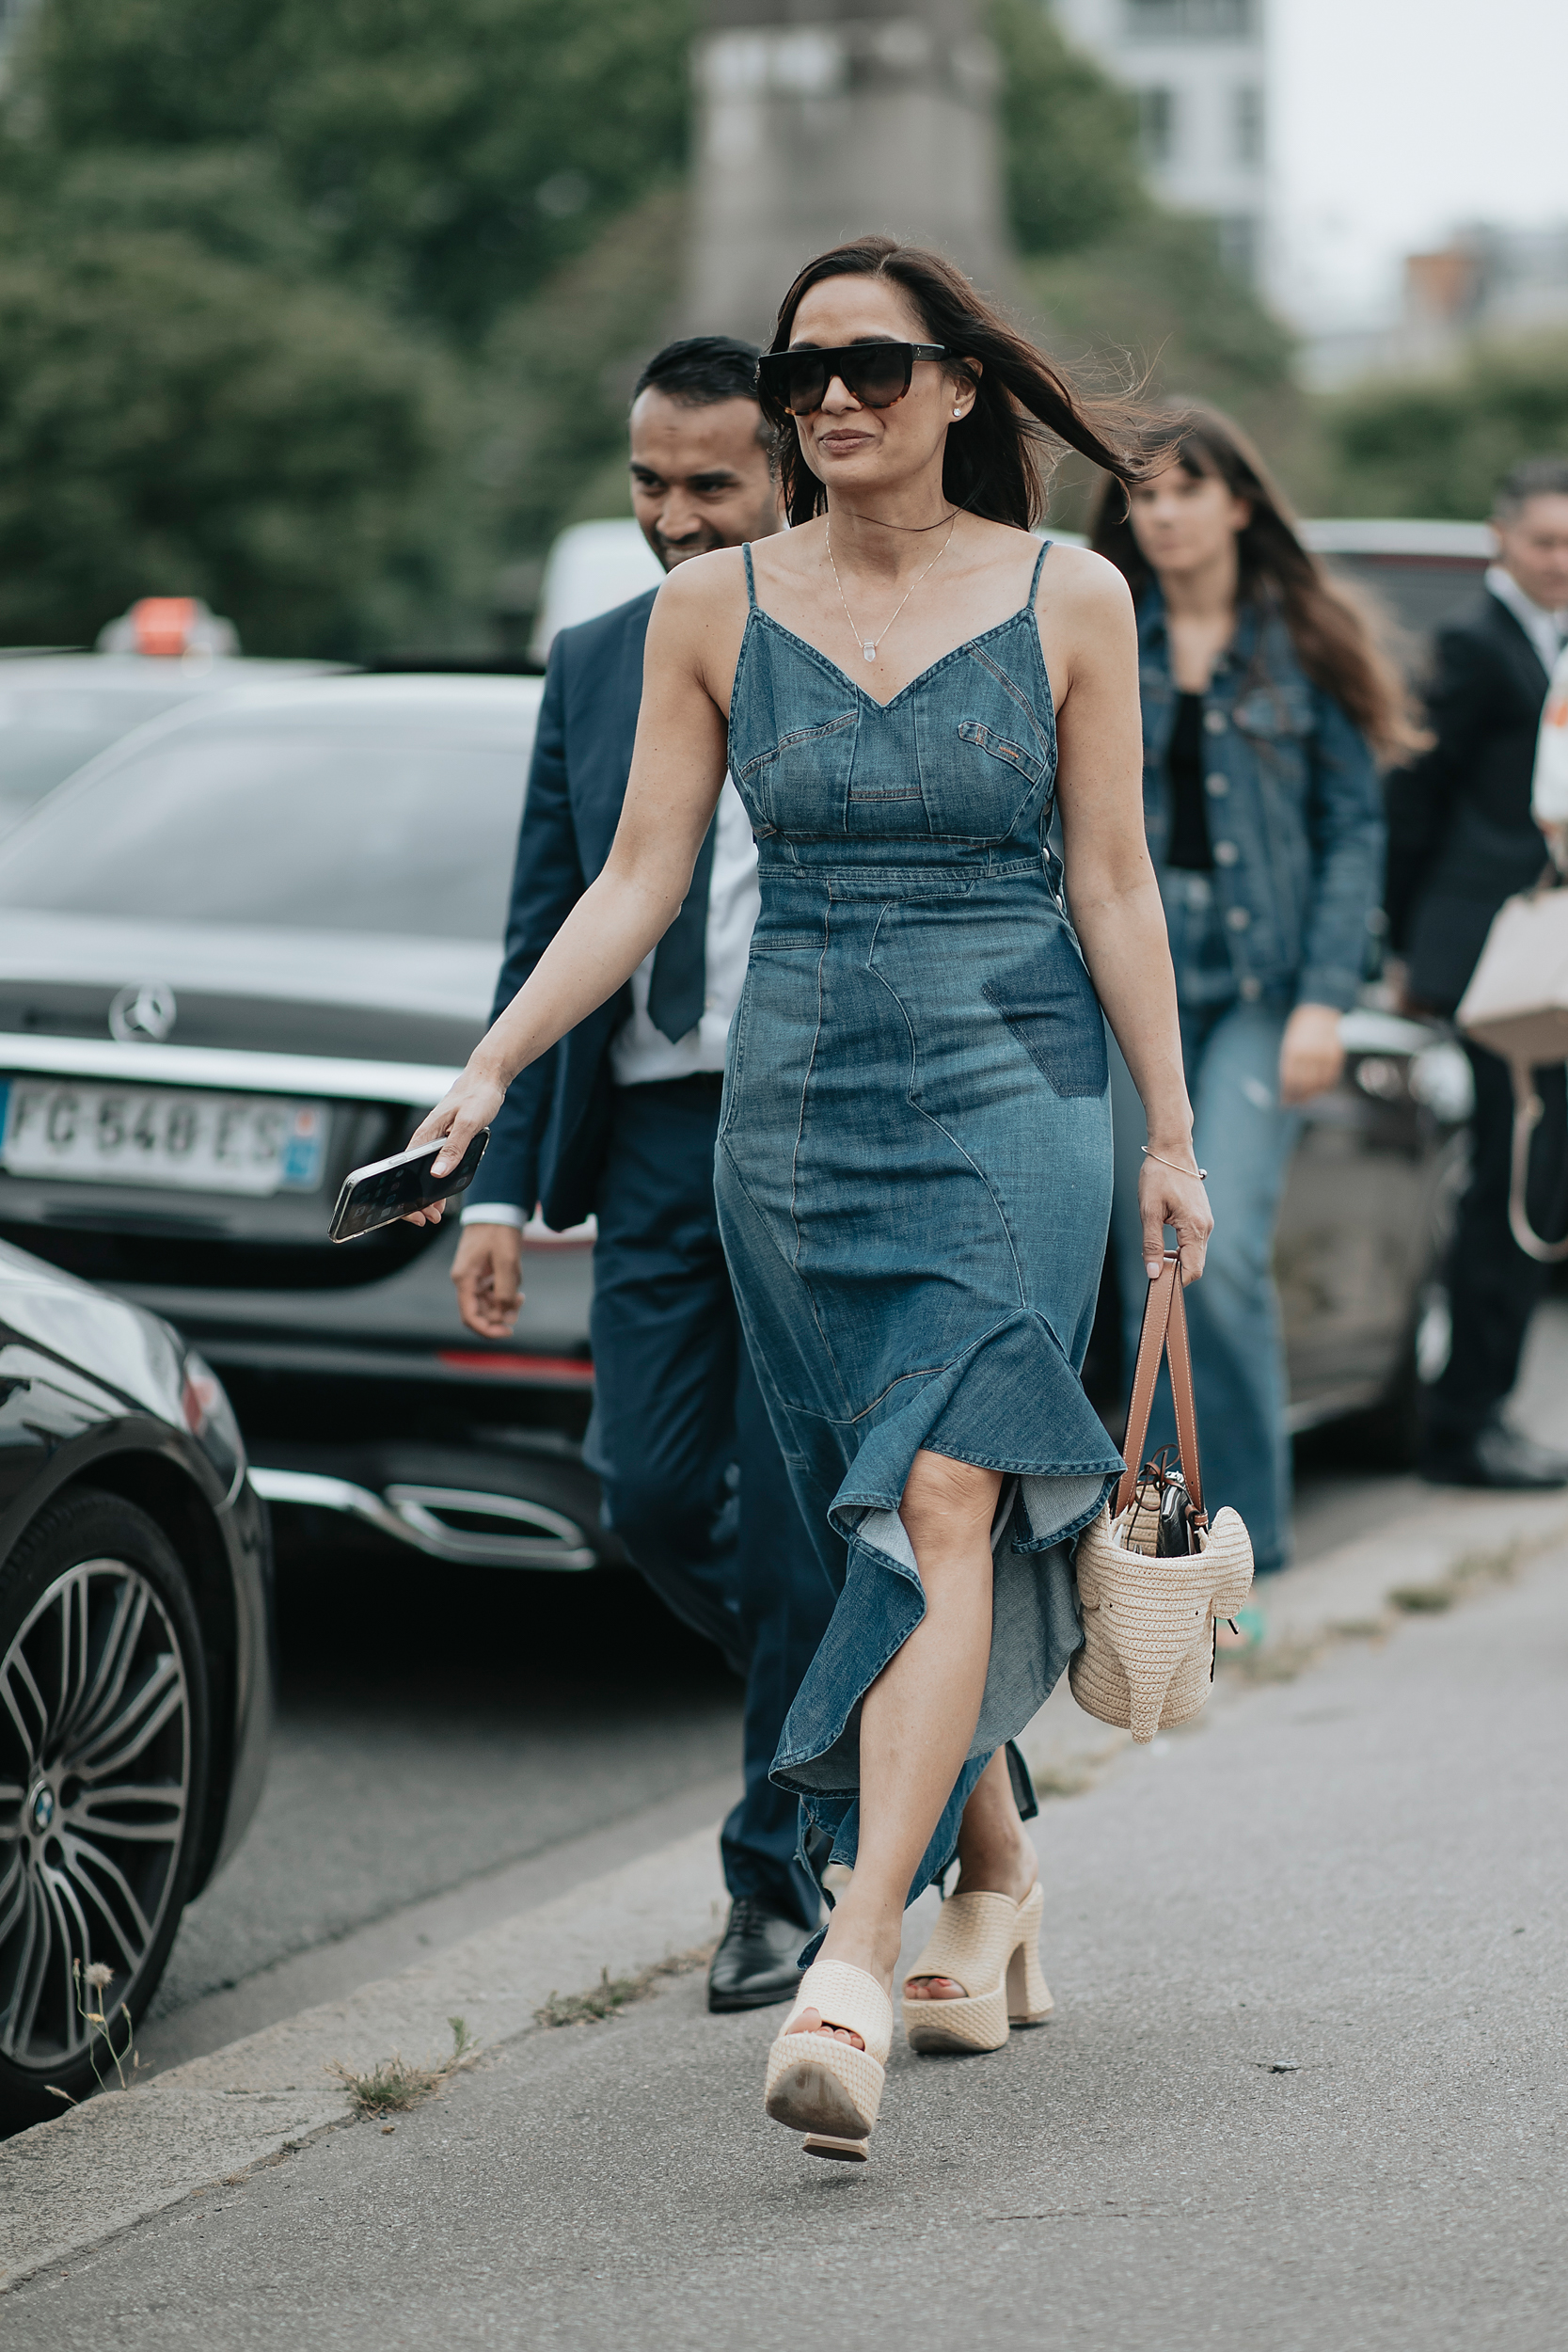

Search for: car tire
xmin=0 ymin=1488 xmax=210 ymax=2127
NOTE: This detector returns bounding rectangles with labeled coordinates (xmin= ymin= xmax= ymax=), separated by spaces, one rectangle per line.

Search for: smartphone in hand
xmin=328 ymin=1130 xmax=490 ymax=1242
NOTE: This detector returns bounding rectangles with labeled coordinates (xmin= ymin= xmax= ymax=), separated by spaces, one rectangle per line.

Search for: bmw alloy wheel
xmin=0 ymin=1552 xmax=192 ymax=2081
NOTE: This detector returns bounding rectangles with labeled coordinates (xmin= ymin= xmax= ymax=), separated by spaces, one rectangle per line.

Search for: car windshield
xmin=0 ymin=717 xmax=526 ymax=940
xmin=0 ymin=683 xmax=192 ymax=805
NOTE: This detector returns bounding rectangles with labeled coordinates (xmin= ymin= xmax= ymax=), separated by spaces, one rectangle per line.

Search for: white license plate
xmin=0 ymin=1078 xmax=328 ymax=1197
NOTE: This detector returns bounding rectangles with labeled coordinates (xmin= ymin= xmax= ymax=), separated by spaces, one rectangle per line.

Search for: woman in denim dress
xmin=1091 ymin=406 xmax=1417 ymax=1573
xmin=412 ymin=241 xmax=1212 ymax=2160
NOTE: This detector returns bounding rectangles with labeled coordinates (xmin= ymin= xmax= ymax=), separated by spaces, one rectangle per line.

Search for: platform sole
xmin=764 ymin=2035 xmax=884 ymax=2142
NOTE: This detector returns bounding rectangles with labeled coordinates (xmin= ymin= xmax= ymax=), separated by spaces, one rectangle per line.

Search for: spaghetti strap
xmin=742 ymin=542 xmax=757 ymax=609
xmin=1026 ymin=536 xmax=1051 ymax=606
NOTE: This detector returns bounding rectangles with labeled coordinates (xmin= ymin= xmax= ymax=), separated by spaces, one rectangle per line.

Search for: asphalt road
xmin=142 ymin=1302 xmax=1568 ymax=2066
xmin=18 ymin=1492 xmax=1568 ymax=2346
xmin=145 ymin=1550 xmax=741 ymax=2033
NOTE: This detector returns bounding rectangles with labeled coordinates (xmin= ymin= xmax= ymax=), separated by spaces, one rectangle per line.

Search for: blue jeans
xmin=586 ymin=1076 xmax=836 ymax=1930
xmin=1109 ymin=875 xmax=1300 ymax=1573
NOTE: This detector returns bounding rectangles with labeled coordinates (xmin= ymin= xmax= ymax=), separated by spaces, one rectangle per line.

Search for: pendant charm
xmin=863 ymin=641 xmax=877 ymax=661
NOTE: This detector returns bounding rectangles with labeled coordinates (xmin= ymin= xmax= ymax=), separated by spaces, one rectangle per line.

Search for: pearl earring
xmin=952 ymin=405 xmax=963 ymax=419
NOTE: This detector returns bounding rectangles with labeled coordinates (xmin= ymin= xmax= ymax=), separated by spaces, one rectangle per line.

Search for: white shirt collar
xmin=1486 ymin=564 xmax=1567 ymax=675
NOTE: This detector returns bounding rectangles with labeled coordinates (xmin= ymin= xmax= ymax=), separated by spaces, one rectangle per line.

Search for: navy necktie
xmin=646 ymin=817 xmax=718 ymax=1043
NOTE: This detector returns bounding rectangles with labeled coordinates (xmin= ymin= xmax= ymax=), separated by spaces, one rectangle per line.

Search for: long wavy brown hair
xmin=759 ymin=234 xmax=1171 ymax=532
xmin=1090 ymin=402 xmax=1424 ymax=763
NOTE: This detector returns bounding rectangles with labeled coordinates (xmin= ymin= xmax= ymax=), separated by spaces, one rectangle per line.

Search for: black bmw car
xmin=0 ymin=1240 xmax=270 ymax=2123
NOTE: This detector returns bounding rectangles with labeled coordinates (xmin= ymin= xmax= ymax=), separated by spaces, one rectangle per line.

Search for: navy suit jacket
xmin=481 ymin=587 xmax=658 ymax=1229
xmin=1385 ymin=591 xmax=1552 ymax=1012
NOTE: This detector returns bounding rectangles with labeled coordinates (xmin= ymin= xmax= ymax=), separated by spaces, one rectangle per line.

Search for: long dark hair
xmin=760 ymin=235 xmax=1169 ymax=532
xmin=1090 ymin=401 xmax=1425 ymax=763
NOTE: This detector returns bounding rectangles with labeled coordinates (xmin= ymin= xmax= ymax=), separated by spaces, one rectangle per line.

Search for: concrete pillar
xmin=684 ymin=0 xmax=1014 ymax=345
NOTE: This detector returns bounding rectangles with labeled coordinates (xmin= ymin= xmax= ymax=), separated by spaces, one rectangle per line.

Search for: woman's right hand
xmin=402 ymin=1064 xmax=507 ymax=1227
xmin=1137 ymin=1151 xmax=1212 ymax=1283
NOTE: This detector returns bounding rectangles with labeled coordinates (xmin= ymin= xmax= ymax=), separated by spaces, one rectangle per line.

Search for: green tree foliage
xmin=482 ymin=189 xmax=689 ymax=558
xmin=1321 ymin=334 xmax=1568 ymax=517
xmin=8 ymin=0 xmax=697 ymax=341
xmin=990 ymin=0 xmax=1146 ymax=256
xmin=0 ymin=220 xmax=467 ymax=653
xmin=0 ymin=0 xmax=1306 ymax=645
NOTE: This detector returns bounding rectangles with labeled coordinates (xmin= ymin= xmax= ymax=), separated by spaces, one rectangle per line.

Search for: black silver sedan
xmin=0 ymin=1243 xmax=270 ymax=2124
xmin=0 ymin=649 xmax=336 ymax=838
xmin=0 ymin=675 xmax=609 ymax=1578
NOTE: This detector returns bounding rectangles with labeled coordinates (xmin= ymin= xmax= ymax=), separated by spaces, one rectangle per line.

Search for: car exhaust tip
xmin=248 ymin=1468 xmax=597 ymax=1570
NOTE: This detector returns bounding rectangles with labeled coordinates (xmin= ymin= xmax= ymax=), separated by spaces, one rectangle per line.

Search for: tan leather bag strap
xmin=1115 ymin=1248 xmax=1207 ymax=1525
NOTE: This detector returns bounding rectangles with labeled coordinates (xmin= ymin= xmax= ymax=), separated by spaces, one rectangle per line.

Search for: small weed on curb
xmin=1388 ymin=1531 xmax=1550 ymax=1618
xmin=329 ymin=2016 xmax=478 ymax=2118
xmin=48 ymin=1962 xmax=141 ymax=2105
xmin=1219 ymin=1632 xmax=1323 ymax=1686
xmin=536 ymin=1947 xmax=712 ymax=2029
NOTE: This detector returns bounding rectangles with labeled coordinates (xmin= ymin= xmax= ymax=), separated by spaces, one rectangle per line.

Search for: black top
xmin=1384 ymin=590 xmax=1553 ymax=1012
xmin=1164 ymin=691 xmax=1212 ymax=871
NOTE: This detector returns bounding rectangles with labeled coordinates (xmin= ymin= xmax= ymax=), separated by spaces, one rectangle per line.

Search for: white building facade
xmin=1052 ymin=0 xmax=1270 ymax=279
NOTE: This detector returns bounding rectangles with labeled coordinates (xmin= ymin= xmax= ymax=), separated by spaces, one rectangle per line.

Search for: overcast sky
xmin=1272 ymin=0 xmax=1568 ymax=323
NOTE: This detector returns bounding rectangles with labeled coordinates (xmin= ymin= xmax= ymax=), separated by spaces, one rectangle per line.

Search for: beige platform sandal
xmin=901 ymin=1882 xmax=1052 ymax=2055
xmin=763 ymin=1958 xmax=893 ymax=2163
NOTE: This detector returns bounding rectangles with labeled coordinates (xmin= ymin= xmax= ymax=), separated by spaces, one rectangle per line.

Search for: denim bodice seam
xmin=728 ymin=540 xmax=1059 ymax=866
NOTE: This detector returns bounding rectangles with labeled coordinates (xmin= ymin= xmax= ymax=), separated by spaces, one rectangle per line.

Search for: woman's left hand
xmin=1137 ymin=1152 xmax=1213 ymax=1283
xmin=1278 ymin=1004 xmax=1345 ymax=1105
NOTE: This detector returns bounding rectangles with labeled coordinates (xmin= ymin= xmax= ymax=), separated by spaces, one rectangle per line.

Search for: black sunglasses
xmin=756 ymin=342 xmax=947 ymax=419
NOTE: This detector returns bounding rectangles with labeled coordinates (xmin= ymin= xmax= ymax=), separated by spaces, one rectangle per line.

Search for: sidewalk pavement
xmin=4 ymin=1485 xmax=1567 ymax=2346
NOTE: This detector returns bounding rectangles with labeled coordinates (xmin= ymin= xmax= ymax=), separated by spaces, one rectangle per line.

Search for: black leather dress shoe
xmin=706 ymin=1899 xmax=812 ymax=2012
xmin=1418 ymin=1422 xmax=1568 ymax=1489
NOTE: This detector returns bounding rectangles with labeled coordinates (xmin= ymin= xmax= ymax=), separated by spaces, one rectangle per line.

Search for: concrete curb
xmin=0 ymin=1826 xmax=729 ymax=2292
xmin=5 ymin=1482 xmax=1564 ymax=2294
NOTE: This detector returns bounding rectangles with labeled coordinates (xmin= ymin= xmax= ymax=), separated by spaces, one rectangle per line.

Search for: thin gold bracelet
xmin=1141 ymin=1145 xmax=1208 ymax=1181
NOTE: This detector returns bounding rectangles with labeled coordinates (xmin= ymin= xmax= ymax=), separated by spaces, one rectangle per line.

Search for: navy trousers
xmin=1424 ymin=1044 xmax=1568 ymax=1439
xmin=583 ymin=1075 xmax=835 ymax=1931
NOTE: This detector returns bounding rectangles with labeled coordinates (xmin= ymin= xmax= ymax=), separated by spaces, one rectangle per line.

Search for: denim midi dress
xmin=716 ymin=543 xmax=1123 ymax=1912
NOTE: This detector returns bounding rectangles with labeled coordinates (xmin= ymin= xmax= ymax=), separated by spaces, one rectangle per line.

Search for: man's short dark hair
xmin=630 ymin=335 xmax=776 ymax=470
xmin=632 ymin=335 xmax=762 ymax=410
xmin=1495 ymin=455 xmax=1568 ymax=520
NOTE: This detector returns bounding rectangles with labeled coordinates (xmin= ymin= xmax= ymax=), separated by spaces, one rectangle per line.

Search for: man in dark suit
xmin=451 ymin=338 xmax=837 ymax=2009
xmin=1386 ymin=456 xmax=1568 ymax=1486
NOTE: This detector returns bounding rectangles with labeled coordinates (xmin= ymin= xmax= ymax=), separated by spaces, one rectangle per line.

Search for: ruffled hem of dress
xmin=769 ymin=1308 xmax=1121 ymax=1920
xmin=822 ymin=1307 xmax=1122 ymax=1549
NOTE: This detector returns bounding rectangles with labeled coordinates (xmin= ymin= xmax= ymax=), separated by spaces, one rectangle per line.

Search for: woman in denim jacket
xmin=1092 ymin=406 xmax=1418 ymax=1571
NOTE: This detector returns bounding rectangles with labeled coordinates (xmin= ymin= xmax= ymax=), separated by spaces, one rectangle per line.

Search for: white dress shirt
xmin=1532 ymin=644 xmax=1568 ymax=830
xmin=463 ymin=775 xmax=759 ymax=1227
xmin=1486 ymin=564 xmax=1567 ymax=677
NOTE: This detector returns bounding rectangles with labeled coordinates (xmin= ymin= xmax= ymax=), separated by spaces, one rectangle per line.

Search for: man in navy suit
xmin=1386 ymin=456 xmax=1568 ymax=1487
xmin=451 ymin=338 xmax=837 ymax=2010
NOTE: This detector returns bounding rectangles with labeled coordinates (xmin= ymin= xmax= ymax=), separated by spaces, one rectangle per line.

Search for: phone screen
xmin=329 ymin=1130 xmax=489 ymax=1242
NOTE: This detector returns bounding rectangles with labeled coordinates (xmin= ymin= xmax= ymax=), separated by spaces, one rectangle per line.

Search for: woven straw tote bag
xmin=1070 ymin=1250 xmax=1255 ymax=1743
xmin=1456 ymin=865 xmax=1568 ymax=1263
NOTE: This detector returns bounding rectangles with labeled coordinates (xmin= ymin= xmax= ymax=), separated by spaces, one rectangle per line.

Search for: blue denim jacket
xmin=1137 ymin=588 xmax=1386 ymax=1011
